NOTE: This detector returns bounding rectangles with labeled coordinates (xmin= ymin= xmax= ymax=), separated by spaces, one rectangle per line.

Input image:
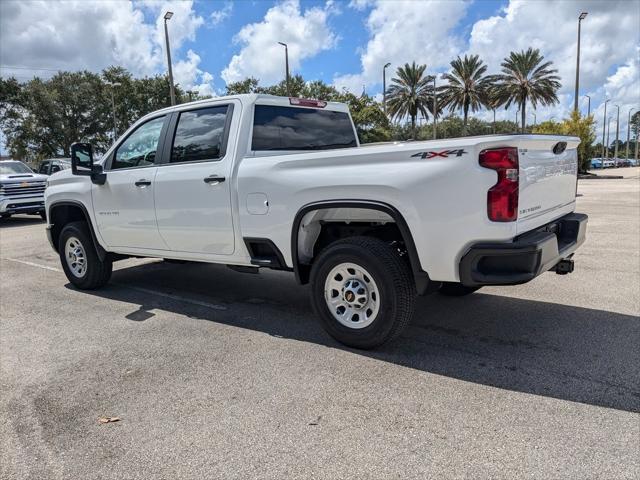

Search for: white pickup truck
xmin=45 ymin=94 xmax=587 ymax=348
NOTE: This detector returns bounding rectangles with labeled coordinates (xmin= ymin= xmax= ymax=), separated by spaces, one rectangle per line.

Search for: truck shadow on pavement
xmin=72 ymin=260 xmax=640 ymax=413
xmin=0 ymin=216 xmax=45 ymax=228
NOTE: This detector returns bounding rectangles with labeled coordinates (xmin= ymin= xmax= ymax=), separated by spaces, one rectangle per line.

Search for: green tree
xmin=385 ymin=62 xmax=433 ymax=139
xmin=630 ymin=111 xmax=640 ymax=141
xmin=492 ymin=48 xmax=561 ymax=132
xmin=225 ymin=77 xmax=261 ymax=95
xmin=533 ymin=111 xmax=596 ymax=172
xmin=439 ymin=54 xmax=492 ymax=134
xmin=0 ymin=71 xmax=110 ymax=159
xmin=0 ymin=67 xmax=184 ymax=160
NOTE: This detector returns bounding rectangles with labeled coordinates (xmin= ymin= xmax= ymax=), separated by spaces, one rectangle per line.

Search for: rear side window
xmin=252 ymin=105 xmax=357 ymax=151
xmin=171 ymin=106 xmax=229 ymax=163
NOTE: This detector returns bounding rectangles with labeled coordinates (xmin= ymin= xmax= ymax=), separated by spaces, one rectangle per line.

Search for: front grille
xmin=0 ymin=181 xmax=46 ymax=199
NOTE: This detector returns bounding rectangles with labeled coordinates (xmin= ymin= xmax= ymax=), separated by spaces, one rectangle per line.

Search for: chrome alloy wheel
xmin=324 ymin=262 xmax=380 ymax=329
xmin=64 ymin=236 xmax=87 ymax=277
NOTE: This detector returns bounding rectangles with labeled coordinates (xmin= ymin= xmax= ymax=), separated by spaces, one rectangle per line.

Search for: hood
xmin=0 ymin=172 xmax=49 ymax=183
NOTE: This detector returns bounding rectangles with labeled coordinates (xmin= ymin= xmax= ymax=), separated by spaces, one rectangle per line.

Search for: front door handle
xmin=135 ymin=179 xmax=151 ymax=187
xmin=203 ymin=175 xmax=225 ymax=184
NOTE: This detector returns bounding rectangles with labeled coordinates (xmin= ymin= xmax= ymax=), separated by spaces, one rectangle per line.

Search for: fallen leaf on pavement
xmin=98 ymin=416 xmax=120 ymax=424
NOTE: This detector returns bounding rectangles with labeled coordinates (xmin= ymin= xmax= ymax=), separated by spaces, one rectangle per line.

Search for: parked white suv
xmin=45 ymin=95 xmax=587 ymax=348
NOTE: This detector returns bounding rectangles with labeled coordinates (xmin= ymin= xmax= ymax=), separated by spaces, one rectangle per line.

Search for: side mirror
xmin=71 ymin=143 xmax=93 ymax=175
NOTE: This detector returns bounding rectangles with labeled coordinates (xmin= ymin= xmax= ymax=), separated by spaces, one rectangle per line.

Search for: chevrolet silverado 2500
xmin=45 ymin=94 xmax=587 ymax=348
xmin=1 ymin=160 xmax=47 ymax=219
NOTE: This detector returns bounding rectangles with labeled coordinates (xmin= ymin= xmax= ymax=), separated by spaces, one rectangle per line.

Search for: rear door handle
xmin=203 ymin=175 xmax=225 ymax=184
xmin=135 ymin=179 xmax=151 ymax=187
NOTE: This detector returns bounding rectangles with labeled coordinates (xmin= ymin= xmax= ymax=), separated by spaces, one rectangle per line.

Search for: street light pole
xmin=613 ymin=104 xmax=620 ymax=160
xmin=383 ymin=62 xmax=391 ymax=116
xmin=584 ymin=94 xmax=591 ymax=116
xmin=164 ymin=11 xmax=176 ymax=106
xmin=601 ymin=99 xmax=610 ymax=166
xmin=432 ymin=75 xmax=437 ymax=140
xmin=278 ymin=42 xmax=290 ymax=96
xmin=105 ymin=81 xmax=121 ymax=141
xmin=605 ymin=116 xmax=612 ymax=163
xmin=635 ymin=120 xmax=639 ymax=161
xmin=574 ymin=12 xmax=588 ymax=113
xmin=626 ymin=108 xmax=636 ymax=160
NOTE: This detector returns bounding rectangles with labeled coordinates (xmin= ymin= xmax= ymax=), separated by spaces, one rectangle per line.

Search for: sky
xmin=1 ymin=0 xmax=639 ymax=154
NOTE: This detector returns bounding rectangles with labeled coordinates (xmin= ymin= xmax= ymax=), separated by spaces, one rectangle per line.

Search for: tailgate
xmin=516 ymin=137 xmax=579 ymax=234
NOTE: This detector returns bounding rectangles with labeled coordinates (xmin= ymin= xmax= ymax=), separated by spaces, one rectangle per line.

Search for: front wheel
xmin=310 ymin=236 xmax=415 ymax=349
xmin=58 ymin=221 xmax=112 ymax=289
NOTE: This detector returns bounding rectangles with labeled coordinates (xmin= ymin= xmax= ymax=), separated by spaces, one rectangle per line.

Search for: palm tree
xmin=439 ymin=54 xmax=492 ymax=134
xmin=485 ymin=85 xmax=506 ymax=134
xmin=492 ymin=48 xmax=561 ymax=132
xmin=385 ymin=62 xmax=432 ymax=139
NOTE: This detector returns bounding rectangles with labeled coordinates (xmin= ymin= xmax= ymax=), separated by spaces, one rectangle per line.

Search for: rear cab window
xmin=251 ymin=105 xmax=357 ymax=152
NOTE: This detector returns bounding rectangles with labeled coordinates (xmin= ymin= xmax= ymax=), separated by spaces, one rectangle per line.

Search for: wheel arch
xmin=48 ymin=201 xmax=107 ymax=261
xmin=291 ymin=200 xmax=434 ymax=295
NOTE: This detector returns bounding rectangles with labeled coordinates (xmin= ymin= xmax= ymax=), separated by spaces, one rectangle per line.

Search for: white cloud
xmin=0 ymin=0 xmax=213 ymax=95
xmin=333 ymin=0 xmax=468 ymax=93
xmin=221 ymin=0 xmax=338 ymax=85
xmin=174 ymin=49 xmax=216 ymax=97
xmin=210 ymin=2 xmax=233 ymax=26
xmin=348 ymin=0 xmax=375 ymax=11
xmin=467 ymin=0 xmax=639 ymax=140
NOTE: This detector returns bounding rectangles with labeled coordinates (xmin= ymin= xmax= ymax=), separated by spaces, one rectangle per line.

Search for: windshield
xmin=0 ymin=161 xmax=33 ymax=175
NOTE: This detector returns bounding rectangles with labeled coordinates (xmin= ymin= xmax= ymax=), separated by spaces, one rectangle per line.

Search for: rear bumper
xmin=0 ymin=197 xmax=45 ymax=215
xmin=459 ymin=212 xmax=588 ymax=287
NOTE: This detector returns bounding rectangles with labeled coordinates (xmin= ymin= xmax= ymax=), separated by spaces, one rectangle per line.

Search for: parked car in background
xmin=38 ymin=158 xmax=71 ymax=175
xmin=614 ymin=158 xmax=635 ymax=168
xmin=590 ymin=158 xmax=615 ymax=169
xmin=0 ymin=160 xmax=47 ymax=219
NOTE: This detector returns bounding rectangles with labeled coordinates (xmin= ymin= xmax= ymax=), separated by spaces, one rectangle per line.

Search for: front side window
xmin=112 ymin=116 xmax=165 ymax=170
xmin=171 ymin=106 xmax=229 ymax=163
xmin=252 ymin=105 xmax=358 ymax=151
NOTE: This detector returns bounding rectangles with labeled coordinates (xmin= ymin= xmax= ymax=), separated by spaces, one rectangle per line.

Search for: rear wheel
xmin=439 ymin=282 xmax=480 ymax=297
xmin=310 ymin=236 xmax=415 ymax=349
xmin=1 ymin=214 xmax=11 ymax=220
xmin=58 ymin=221 xmax=112 ymax=289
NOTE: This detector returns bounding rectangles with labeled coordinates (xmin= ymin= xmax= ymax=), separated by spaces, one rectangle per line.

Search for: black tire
xmin=1 ymin=214 xmax=11 ymax=219
xmin=439 ymin=282 xmax=480 ymax=296
xmin=310 ymin=236 xmax=415 ymax=349
xmin=58 ymin=221 xmax=112 ymax=289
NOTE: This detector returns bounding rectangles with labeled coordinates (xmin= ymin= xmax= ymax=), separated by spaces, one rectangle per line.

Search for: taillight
xmin=479 ymin=147 xmax=519 ymax=222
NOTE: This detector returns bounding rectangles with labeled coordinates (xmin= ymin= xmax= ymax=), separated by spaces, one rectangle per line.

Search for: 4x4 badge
xmin=411 ymin=149 xmax=467 ymax=159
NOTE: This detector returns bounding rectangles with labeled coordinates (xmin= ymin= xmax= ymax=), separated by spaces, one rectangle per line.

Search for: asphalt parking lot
xmin=1 ymin=168 xmax=639 ymax=479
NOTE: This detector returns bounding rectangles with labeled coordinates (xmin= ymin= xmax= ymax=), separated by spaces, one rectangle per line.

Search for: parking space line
xmin=2 ymin=257 xmax=62 ymax=272
xmin=1 ymin=257 xmax=227 ymax=311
